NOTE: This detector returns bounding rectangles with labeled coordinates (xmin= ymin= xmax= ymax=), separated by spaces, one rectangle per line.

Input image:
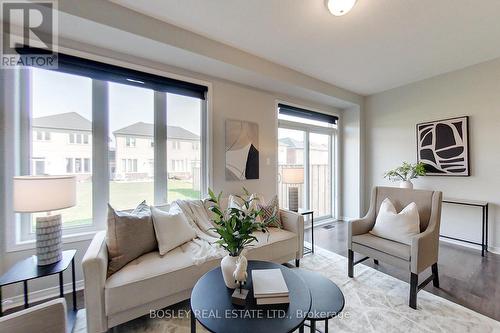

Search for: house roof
xmin=114 ymin=122 xmax=199 ymax=140
xmin=279 ymin=137 xmax=327 ymax=151
xmin=32 ymin=112 xmax=92 ymax=131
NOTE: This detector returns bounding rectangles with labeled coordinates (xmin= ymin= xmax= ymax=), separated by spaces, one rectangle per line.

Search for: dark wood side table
xmin=0 ymin=250 xmax=77 ymax=329
xmin=441 ymin=199 xmax=489 ymax=257
xmin=299 ymin=209 xmax=315 ymax=255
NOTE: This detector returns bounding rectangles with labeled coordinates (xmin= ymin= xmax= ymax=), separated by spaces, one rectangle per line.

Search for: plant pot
xmin=399 ymin=180 xmax=414 ymax=189
xmin=221 ymin=254 xmax=239 ymax=289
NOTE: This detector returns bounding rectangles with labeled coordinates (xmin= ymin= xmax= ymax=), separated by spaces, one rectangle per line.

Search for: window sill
xmin=6 ymin=230 xmax=101 ymax=253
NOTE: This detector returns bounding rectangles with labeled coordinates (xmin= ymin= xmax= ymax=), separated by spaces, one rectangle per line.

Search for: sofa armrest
xmin=280 ymin=209 xmax=304 ymax=259
xmin=82 ymin=230 xmax=108 ymax=333
xmin=0 ymin=298 xmax=67 ymax=333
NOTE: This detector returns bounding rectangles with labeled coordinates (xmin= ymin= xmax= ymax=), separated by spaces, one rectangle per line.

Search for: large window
xmin=109 ymin=82 xmax=155 ymax=210
xmin=167 ymin=93 xmax=202 ymax=201
xmin=11 ymin=52 xmax=209 ymax=242
xmin=29 ymin=68 xmax=93 ymax=231
xmin=278 ymin=104 xmax=337 ymax=221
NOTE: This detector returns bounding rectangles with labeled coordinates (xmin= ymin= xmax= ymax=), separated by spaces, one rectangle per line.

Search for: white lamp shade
xmin=282 ymin=168 xmax=304 ymax=184
xmin=13 ymin=175 xmax=77 ymax=213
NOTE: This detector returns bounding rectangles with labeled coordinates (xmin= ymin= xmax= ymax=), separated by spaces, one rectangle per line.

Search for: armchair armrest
xmin=348 ymin=187 xmax=377 ymax=248
xmin=410 ymin=227 xmax=439 ymax=274
xmin=0 ymin=298 xmax=67 ymax=333
xmin=279 ymin=209 xmax=304 ymax=259
xmin=82 ymin=230 xmax=108 ymax=333
xmin=411 ymin=190 xmax=442 ymax=274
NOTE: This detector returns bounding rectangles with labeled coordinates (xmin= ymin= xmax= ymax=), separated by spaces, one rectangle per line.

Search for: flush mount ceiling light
xmin=327 ymin=0 xmax=357 ymax=16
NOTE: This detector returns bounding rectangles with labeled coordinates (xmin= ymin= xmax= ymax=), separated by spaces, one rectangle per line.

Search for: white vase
xmin=220 ymin=254 xmax=239 ymax=289
xmin=399 ymin=180 xmax=414 ymax=189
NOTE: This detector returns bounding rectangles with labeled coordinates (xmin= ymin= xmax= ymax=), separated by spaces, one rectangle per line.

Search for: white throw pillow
xmin=370 ymin=198 xmax=420 ymax=245
xmin=151 ymin=206 xmax=196 ymax=255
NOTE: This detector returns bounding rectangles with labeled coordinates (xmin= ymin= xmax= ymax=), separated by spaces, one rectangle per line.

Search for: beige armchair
xmin=348 ymin=186 xmax=443 ymax=309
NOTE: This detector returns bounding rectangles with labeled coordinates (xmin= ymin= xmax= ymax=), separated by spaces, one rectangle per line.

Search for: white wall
xmin=365 ymin=57 xmax=500 ymax=252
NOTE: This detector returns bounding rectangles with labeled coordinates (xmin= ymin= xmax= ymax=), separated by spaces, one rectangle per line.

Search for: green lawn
xmin=31 ymin=180 xmax=200 ymax=229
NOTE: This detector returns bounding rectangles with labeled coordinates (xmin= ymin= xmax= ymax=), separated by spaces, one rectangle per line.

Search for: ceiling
xmin=110 ymin=0 xmax=500 ymax=95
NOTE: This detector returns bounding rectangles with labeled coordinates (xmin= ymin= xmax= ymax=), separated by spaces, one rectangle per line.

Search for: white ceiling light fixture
xmin=327 ymin=0 xmax=357 ymax=16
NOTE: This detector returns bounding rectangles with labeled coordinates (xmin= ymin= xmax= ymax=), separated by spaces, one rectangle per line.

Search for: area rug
xmin=73 ymin=246 xmax=500 ymax=333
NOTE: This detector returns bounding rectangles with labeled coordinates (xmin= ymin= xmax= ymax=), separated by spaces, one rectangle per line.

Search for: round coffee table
xmin=190 ymin=260 xmax=311 ymax=333
xmin=295 ymin=269 xmax=345 ymax=333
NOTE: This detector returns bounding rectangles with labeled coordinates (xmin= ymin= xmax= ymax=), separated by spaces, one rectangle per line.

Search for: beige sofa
xmin=82 ymin=202 xmax=304 ymax=333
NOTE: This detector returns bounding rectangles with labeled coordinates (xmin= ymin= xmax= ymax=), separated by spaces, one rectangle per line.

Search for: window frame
xmin=4 ymin=54 xmax=212 ymax=250
xmin=277 ymin=102 xmax=339 ymax=222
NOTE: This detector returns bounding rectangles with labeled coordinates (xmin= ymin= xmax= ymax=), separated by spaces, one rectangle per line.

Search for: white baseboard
xmin=1 ymin=279 xmax=84 ymax=311
xmin=439 ymin=237 xmax=500 ymax=255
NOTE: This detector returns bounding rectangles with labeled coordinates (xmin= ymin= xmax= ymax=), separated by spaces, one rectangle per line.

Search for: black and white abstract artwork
xmin=417 ymin=116 xmax=469 ymax=176
xmin=225 ymin=119 xmax=259 ymax=180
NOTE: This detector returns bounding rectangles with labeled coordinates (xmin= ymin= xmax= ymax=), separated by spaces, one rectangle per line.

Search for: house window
xmin=66 ymin=158 xmax=73 ymax=173
xmin=84 ymin=158 xmax=91 ymax=173
xmin=34 ymin=130 xmax=50 ymax=141
xmin=126 ymin=137 xmax=136 ymax=147
xmin=172 ymin=140 xmax=180 ymax=149
xmin=11 ymin=54 xmax=208 ymax=244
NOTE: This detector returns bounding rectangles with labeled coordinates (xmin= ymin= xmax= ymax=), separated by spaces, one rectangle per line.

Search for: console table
xmin=441 ymin=199 xmax=489 ymax=257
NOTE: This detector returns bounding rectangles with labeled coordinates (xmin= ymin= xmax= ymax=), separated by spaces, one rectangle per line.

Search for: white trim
xmin=439 ymin=237 xmax=500 ymax=255
xmin=5 ymin=230 xmax=98 ymax=253
xmin=0 ymin=280 xmax=84 ymax=311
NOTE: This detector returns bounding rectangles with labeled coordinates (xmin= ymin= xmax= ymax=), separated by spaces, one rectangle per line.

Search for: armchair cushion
xmin=352 ymin=234 xmax=410 ymax=260
xmin=370 ymin=198 xmax=420 ymax=245
xmin=375 ymin=187 xmax=435 ymax=231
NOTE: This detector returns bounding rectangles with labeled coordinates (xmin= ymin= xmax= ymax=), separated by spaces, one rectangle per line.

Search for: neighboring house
xmin=278 ymin=137 xmax=328 ymax=166
xmin=32 ymin=112 xmax=92 ymax=180
xmin=113 ymin=122 xmax=200 ymax=180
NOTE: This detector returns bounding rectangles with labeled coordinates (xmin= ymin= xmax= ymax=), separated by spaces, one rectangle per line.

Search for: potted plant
xmin=207 ymin=188 xmax=275 ymax=288
xmin=384 ymin=162 xmax=426 ymax=189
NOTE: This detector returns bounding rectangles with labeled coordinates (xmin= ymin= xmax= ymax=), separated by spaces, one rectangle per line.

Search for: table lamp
xmin=13 ymin=175 xmax=76 ymax=266
xmin=282 ymin=168 xmax=304 ymax=212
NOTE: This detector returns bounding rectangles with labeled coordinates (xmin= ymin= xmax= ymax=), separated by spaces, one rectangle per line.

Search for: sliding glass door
xmin=278 ymin=108 xmax=336 ymax=221
xmin=309 ymin=133 xmax=332 ymax=217
xmin=278 ymin=128 xmax=306 ymax=211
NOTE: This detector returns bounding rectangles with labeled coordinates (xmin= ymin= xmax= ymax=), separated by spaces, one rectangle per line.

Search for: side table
xmin=299 ymin=209 xmax=314 ymax=255
xmin=0 ymin=250 xmax=78 ymax=330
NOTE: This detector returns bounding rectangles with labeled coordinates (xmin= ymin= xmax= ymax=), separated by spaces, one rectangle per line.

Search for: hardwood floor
xmin=305 ymin=220 xmax=500 ymax=321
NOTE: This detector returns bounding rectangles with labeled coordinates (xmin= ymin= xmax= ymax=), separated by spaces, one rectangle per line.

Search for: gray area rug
xmin=74 ymin=246 xmax=500 ymax=332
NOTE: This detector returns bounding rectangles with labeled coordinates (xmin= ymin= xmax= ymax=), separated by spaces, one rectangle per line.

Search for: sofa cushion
xmin=352 ymin=233 xmax=410 ymax=261
xmin=106 ymin=203 xmax=157 ymax=277
xmin=246 ymin=228 xmax=298 ymax=261
xmin=151 ymin=206 xmax=196 ymax=255
xmin=104 ymin=247 xmax=219 ymax=315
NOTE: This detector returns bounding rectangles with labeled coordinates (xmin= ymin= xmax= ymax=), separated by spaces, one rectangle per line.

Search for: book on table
xmin=252 ymin=268 xmax=289 ymax=304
